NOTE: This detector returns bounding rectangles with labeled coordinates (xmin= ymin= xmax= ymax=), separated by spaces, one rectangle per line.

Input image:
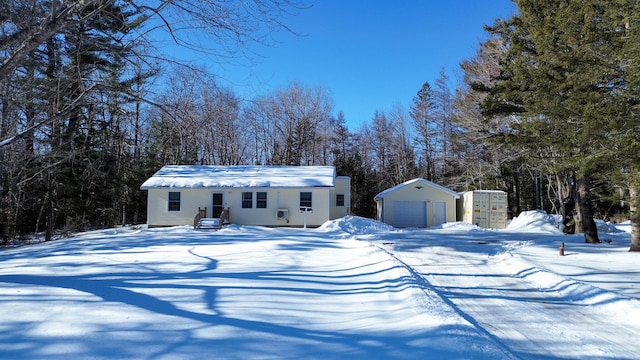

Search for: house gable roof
xmin=140 ymin=165 xmax=336 ymax=189
xmin=374 ymin=178 xmax=460 ymax=200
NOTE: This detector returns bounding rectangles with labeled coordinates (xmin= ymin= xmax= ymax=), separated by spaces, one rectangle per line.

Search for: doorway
xmin=212 ymin=192 xmax=224 ymax=218
xmin=433 ymin=201 xmax=447 ymax=226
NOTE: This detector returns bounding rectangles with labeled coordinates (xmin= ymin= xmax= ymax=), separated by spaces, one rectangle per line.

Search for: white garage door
xmin=392 ymin=201 xmax=427 ymax=228
xmin=433 ymin=201 xmax=447 ymax=226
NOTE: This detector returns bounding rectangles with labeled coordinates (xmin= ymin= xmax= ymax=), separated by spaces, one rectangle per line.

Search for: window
xmin=242 ymin=192 xmax=253 ymax=208
xmin=300 ymin=192 xmax=312 ymax=209
xmin=336 ymin=194 xmax=345 ymax=207
xmin=257 ymin=192 xmax=267 ymax=208
xmin=168 ymin=192 xmax=181 ymax=211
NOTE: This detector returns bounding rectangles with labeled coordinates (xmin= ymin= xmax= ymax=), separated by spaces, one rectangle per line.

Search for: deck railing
xmin=194 ymin=207 xmax=207 ymax=229
xmin=194 ymin=207 xmax=230 ymax=229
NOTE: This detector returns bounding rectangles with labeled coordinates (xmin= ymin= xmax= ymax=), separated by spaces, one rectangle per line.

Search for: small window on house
xmin=168 ymin=192 xmax=181 ymax=211
xmin=257 ymin=192 xmax=267 ymax=208
xmin=336 ymin=194 xmax=345 ymax=207
xmin=300 ymin=192 xmax=312 ymax=209
xmin=242 ymin=192 xmax=253 ymax=208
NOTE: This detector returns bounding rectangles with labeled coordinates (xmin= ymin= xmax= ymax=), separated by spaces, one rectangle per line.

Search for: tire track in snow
xmin=372 ymin=238 xmax=640 ymax=359
xmin=370 ymin=241 xmax=520 ymax=360
xmin=495 ymin=251 xmax=640 ymax=352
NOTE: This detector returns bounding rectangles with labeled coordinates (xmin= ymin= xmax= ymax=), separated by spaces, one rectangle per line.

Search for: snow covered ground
xmin=1 ymin=210 xmax=639 ymax=359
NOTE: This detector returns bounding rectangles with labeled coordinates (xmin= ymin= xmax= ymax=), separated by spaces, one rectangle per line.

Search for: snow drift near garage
xmin=1 ymin=211 xmax=639 ymax=359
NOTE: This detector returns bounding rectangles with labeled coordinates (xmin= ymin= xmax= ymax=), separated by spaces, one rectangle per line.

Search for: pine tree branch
xmin=0 ymin=0 xmax=110 ymax=81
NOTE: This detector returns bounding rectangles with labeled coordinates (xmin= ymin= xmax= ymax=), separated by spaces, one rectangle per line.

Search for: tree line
xmin=1 ymin=0 xmax=639 ymax=251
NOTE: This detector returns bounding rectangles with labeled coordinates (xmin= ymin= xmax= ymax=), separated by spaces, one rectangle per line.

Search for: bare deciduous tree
xmin=0 ymin=0 xmax=304 ymax=148
xmin=0 ymin=0 xmax=305 ymax=239
xmin=245 ymin=82 xmax=333 ymax=166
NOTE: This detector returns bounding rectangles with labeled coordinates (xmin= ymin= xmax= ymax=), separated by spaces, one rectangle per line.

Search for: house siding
xmin=230 ymin=188 xmax=331 ymax=227
xmin=147 ymin=188 xmax=213 ymax=227
xmin=146 ymin=187 xmax=335 ymax=228
xmin=330 ymin=176 xmax=351 ymax=219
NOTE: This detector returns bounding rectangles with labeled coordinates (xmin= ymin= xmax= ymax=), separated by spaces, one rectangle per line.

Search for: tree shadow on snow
xmin=0 ymin=234 xmax=504 ymax=360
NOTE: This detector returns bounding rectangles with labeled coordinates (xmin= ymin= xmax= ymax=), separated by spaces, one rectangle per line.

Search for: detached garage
xmin=374 ymin=178 xmax=460 ymax=228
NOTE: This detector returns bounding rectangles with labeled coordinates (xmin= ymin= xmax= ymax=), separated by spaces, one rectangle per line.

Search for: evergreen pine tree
xmin=484 ymin=0 xmax=636 ymax=243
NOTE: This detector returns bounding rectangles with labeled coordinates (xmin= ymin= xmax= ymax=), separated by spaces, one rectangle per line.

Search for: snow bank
xmin=595 ymin=219 xmax=623 ymax=234
xmin=432 ymin=221 xmax=482 ymax=232
xmin=614 ymin=220 xmax=632 ymax=233
xmin=506 ymin=209 xmax=622 ymax=235
xmin=317 ymin=215 xmax=395 ymax=235
xmin=506 ymin=210 xmax=563 ymax=234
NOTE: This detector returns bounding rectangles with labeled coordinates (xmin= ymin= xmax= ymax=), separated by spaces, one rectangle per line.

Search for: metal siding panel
xmin=392 ymin=201 xmax=427 ymax=228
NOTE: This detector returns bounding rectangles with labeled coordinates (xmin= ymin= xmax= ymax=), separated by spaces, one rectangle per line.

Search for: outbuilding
xmin=374 ymin=178 xmax=460 ymax=228
xmin=140 ymin=165 xmax=350 ymax=228
xmin=458 ymin=190 xmax=508 ymax=229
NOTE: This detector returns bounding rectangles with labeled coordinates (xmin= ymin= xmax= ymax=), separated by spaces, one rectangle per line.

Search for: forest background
xmin=1 ymin=0 xmax=639 ymax=249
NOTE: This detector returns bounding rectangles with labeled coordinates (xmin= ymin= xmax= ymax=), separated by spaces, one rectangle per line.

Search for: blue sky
xmin=190 ymin=1 xmax=518 ymax=129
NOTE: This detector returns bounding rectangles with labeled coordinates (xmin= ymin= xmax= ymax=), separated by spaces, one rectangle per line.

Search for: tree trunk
xmin=629 ymin=178 xmax=640 ymax=251
xmin=514 ymin=171 xmax=521 ymax=215
xmin=45 ymin=193 xmax=54 ymax=242
xmin=574 ymin=174 xmax=600 ymax=243
xmin=561 ymin=173 xmax=575 ymax=234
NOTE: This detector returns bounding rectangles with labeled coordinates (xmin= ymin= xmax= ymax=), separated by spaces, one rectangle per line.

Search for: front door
xmin=212 ymin=193 xmax=224 ymax=218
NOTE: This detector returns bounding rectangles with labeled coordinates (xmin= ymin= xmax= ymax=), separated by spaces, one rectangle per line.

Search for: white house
xmin=374 ymin=178 xmax=460 ymax=228
xmin=140 ymin=165 xmax=350 ymax=228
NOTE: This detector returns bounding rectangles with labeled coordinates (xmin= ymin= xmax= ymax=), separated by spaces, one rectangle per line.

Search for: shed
xmin=140 ymin=165 xmax=350 ymax=228
xmin=458 ymin=190 xmax=508 ymax=229
xmin=374 ymin=178 xmax=460 ymax=228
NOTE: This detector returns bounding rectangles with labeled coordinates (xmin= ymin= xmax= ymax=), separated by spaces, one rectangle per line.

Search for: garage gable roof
xmin=141 ymin=165 xmax=336 ymax=189
xmin=374 ymin=178 xmax=460 ymax=200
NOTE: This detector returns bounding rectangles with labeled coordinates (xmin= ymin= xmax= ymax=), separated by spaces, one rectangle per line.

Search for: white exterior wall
xmin=229 ymin=187 xmax=331 ymax=227
xmin=146 ymin=188 xmax=213 ymax=227
xmin=460 ymin=190 xmax=508 ymax=229
xmin=378 ymin=185 xmax=457 ymax=228
xmin=146 ymin=187 xmax=334 ymax=227
xmin=330 ymin=176 xmax=351 ymax=219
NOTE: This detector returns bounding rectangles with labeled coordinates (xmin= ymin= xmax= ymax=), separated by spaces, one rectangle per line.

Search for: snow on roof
xmin=140 ymin=165 xmax=336 ymax=189
xmin=459 ymin=189 xmax=506 ymax=194
xmin=374 ymin=178 xmax=460 ymax=200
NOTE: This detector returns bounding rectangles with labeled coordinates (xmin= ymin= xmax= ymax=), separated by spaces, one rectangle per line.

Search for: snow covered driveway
xmin=1 ymin=213 xmax=639 ymax=359
xmin=366 ymin=224 xmax=640 ymax=360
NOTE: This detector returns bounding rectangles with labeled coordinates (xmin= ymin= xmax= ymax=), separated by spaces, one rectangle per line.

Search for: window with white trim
xmin=242 ymin=192 xmax=253 ymax=208
xmin=168 ymin=192 xmax=181 ymax=211
xmin=300 ymin=192 xmax=312 ymax=209
xmin=257 ymin=192 xmax=267 ymax=208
